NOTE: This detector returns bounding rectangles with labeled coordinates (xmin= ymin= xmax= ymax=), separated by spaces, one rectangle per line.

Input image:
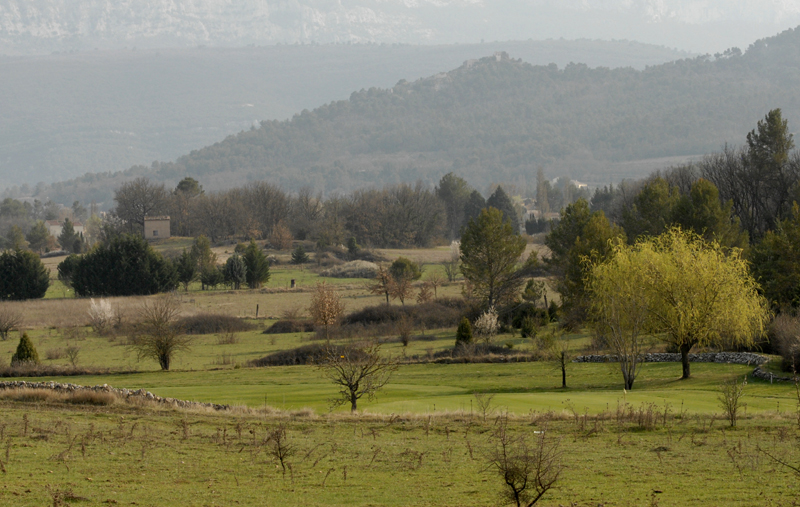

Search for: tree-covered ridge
xmin=154 ymin=28 xmax=800 ymax=188
xmin=20 ymin=26 xmax=800 ymax=205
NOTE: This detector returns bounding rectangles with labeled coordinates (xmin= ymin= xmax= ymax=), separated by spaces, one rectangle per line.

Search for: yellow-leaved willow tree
xmin=589 ymin=227 xmax=770 ymax=381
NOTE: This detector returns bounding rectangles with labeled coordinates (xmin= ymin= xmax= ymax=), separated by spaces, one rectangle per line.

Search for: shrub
xmin=321 ymin=260 xmax=378 ymax=279
xmin=389 ymin=257 xmax=422 ymax=281
xmin=177 ymin=313 xmax=255 ymax=335
xmin=509 ymin=302 xmax=550 ymax=329
xmin=263 ymin=319 xmax=316 ymax=334
xmin=0 ymin=249 xmax=50 ymax=300
xmin=57 ymin=254 xmax=81 ymax=288
xmin=88 ymin=298 xmax=114 ymax=334
xmin=248 ymin=343 xmax=368 ymax=367
xmin=456 ymin=317 xmax=473 ymax=345
xmin=769 ymin=314 xmax=800 ymax=372
xmin=474 ymin=307 xmax=499 ymax=343
xmin=11 ymin=332 xmax=40 ymax=365
xmin=343 ymin=299 xmax=467 ymax=329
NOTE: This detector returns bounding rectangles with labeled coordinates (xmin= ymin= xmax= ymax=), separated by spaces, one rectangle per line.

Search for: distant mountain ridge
xmin=0 ymin=39 xmax=690 ymax=191
xmin=2 ymin=0 xmax=800 ymax=54
xmin=19 ymin=26 xmax=800 ymax=207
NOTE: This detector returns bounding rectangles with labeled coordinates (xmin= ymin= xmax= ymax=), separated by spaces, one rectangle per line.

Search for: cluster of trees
xmin=110 ymin=173 xmax=548 ymax=249
xmin=0 ymin=198 xmax=93 ymax=254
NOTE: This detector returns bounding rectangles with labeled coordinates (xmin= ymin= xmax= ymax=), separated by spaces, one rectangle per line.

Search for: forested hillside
xmin=16 ymin=27 xmax=800 ymax=205
xmin=0 ymin=39 xmax=687 ymax=191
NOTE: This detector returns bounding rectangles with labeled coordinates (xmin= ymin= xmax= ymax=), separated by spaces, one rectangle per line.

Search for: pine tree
xmin=223 ymin=254 xmax=248 ymax=290
xmin=243 ymin=240 xmax=270 ymax=289
xmin=291 ymin=245 xmax=310 ymax=265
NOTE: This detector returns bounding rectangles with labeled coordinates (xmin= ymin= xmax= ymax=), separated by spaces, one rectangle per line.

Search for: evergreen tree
xmin=57 ymin=254 xmax=81 ymax=289
xmin=7 ymin=225 xmax=29 ymax=251
xmin=11 ymin=332 xmax=39 ymax=365
xmin=200 ymin=264 xmax=224 ymax=290
xmin=58 ymin=218 xmax=79 ymax=253
xmin=0 ymin=249 xmax=50 ymax=300
xmin=175 ymin=249 xmax=198 ymax=291
xmin=71 ymin=234 xmax=178 ymax=297
xmin=291 ymin=245 xmax=310 ymax=264
xmin=26 ymin=220 xmax=49 ymax=253
xmin=243 ymin=240 xmax=270 ymax=289
xmin=463 ymin=190 xmax=486 ymax=229
xmin=436 ymin=172 xmax=472 ymax=240
xmin=223 ymin=253 xmax=248 ymax=290
xmin=487 ymin=186 xmax=520 ymax=233
xmin=460 ymin=207 xmax=529 ymax=308
xmin=455 ymin=317 xmax=473 ymax=345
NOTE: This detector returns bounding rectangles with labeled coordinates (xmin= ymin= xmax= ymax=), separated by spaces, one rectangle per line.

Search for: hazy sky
xmin=2 ymin=0 xmax=800 ymax=54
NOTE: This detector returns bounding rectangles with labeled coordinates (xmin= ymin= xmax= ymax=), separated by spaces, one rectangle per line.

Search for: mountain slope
xmin=0 ymin=39 xmax=689 ymax=189
xmin=17 ymin=27 xmax=800 ymax=206
xmin=2 ymin=0 xmax=800 ymax=54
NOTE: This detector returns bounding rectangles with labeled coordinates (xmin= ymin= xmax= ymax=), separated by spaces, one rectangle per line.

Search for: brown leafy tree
xmin=309 ymin=282 xmax=346 ymax=341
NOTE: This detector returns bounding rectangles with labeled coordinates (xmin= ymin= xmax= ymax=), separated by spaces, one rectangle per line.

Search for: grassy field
xmin=0 ymin=399 xmax=797 ymax=507
xmin=2 ymin=244 xmax=797 ymax=505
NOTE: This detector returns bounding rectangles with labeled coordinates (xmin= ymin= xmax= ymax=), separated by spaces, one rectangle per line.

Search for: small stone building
xmin=144 ymin=216 xmax=170 ymax=240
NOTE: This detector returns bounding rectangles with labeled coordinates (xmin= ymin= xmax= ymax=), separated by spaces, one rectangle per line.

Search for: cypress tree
xmin=455 ymin=317 xmax=473 ymax=346
xmin=11 ymin=332 xmax=39 ymax=365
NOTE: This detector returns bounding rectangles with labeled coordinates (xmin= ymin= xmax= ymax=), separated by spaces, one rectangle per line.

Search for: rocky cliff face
xmin=2 ymin=0 xmax=800 ymax=54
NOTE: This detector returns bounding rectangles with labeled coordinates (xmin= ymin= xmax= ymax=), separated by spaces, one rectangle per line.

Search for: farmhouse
xmin=46 ymin=219 xmax=84 ymax=238
xmin=144 ymin=216 xmax=170 ymax=240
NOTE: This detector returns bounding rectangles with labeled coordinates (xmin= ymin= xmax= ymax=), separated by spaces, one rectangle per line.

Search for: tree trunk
xmin=561 ymin=352 xmax=567 ymax=388
xmin=159 ymin=354 xmax=170 ymax=371
xmin=350 ymin=391 xmax=358 ymax=412
xmin=679 ymin=342 xmax=694 ymax=379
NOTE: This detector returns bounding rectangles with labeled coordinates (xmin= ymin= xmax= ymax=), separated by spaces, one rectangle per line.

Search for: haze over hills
xmin=0 ymin=39 xmax=690 ymax=190
xmin=2 ymin=0 xmax=800 ymax=54
xmin=15 ymin=26 xmax=800 ymax=208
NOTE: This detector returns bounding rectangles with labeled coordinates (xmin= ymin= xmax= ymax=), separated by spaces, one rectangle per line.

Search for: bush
xmin=11 ymin=332 xmax=39 ymax=365
xmin=0 ymin=249 xmax=49 ymax=300
xmin=390 ymin=257 xmax=422 ymax=281
xmin=0 ymin=364 xmax=113 ymax=377
xmin=509 ymin=302 xmax=550 ymax=329
xmin=321 ymin=260 xmax=378 ymax=279
xmin=343 ymin=299 xmax=467 ymax=329
xmin=177 ymin=313 xmax=255 ymax=335
xmin=263 ymin=319 xmax=316 ymax=334
xmin=72 ymin=234 xmax=178 ymax=297
xmin=249 ymin=343 xmax=368 ymax=367
xmin=769 ymin=314 xmax=800 ymax=372
xmin=456 ymin=317 xmax=473 ymax=345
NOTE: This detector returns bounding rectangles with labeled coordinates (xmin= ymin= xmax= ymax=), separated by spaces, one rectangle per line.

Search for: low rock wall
xmin=573 ymin=352 xmax=768 ymax=365
xmin=0 ymin=380 xmax=229 ymax=411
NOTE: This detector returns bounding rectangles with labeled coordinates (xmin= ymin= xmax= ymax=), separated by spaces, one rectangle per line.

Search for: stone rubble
xmin=0 ymin=380 xmax=230 ymax=410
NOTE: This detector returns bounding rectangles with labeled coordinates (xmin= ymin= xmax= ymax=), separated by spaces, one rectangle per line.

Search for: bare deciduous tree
xmin=368 ymin=266 xmax=393 ymax=305
xmin=130 ymin=295 xmax=192 ymax=371
xmin=309 ymin=282 xmax=346 ymax=341
xmin=718 ymin=376 xmax=747 ymax=428
xmin=113 ymin=177 xmax=169 ymax=233
xmin=0 ymin=304 xmax=23 ymax=341
xmin=486 ymin=417 xmax=563 ymax=507
xmin=319 ymin=341 xmax=398 ymax=412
